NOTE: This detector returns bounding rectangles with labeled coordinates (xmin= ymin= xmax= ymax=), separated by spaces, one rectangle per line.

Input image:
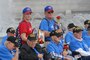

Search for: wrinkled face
xmin=74 ymin=31 xmax=82 ymax=39
xmin=52 ymin=35 xmax=63 ymax=43
xmin=28 ymin=40 xmax=38 ymax=48
xmin=8 ymin=42 xmax=16 ymax=50
xmin=23 ymin=12 xmax=32 ymax=20
xmin=45 ymin=11 xmax=53 ymax=19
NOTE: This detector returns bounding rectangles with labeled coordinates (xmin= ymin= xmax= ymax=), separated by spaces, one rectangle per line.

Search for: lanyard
xmin=34 ymin=48 xmax=39 ymax=55
xmin=34 ymin=48 xmax=44 ymax=60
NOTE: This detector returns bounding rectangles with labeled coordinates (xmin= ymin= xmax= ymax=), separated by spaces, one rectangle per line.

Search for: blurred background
xmin=0 ymin=0 xmax=90 ymax=40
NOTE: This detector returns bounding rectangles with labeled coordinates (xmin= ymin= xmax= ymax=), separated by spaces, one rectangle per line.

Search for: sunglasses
xmin=56 ymin=33 xmax=63 ymax=38
xmin=47 ymin=11 xmax=53 ymax=14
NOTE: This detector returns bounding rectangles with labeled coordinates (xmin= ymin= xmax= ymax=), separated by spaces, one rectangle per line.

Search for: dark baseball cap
xmin=6 ymin=27 xmax=15 ymax=34
xmin=73 ymin=26 xmax=83 ymax=33
xmin=27 ymin=34 xmax=37 ymax=41
xmin=50 ymin=30 xmax=63 ymax=37
xmin=84 ymin=20 xmax=90 ymax=25
xmin=7 ymin=36 xmax=18 ymax=47
xmin=68 ymin=23 xmax=75 ymax=29
xmin=44 ymin=6 xmax=54 ymax=12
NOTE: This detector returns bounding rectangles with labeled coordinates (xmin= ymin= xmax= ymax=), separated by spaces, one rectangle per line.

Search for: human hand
xmin=63 ymin=50 xmax=68 ymax=56
xmin=38 ymin=54 xmax=43 ymax=58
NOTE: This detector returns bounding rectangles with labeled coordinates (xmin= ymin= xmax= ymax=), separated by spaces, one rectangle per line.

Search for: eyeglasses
xmin=47 ymin=11 xmax=53 ymax=14
xmin=56 ymin=33 xmax=63 ymax=38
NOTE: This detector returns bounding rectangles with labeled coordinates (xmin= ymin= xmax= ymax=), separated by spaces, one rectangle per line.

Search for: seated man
xmin=70 ymin=26 xmax=90 ymax=60
xmin=82 ymin=20 xmax=90 ymax=38
xmin=46 ymin=30 xmax=72 ymax=60
xmin=1 ymin=27 xmax=15 ymax=45
xmin=83 ymin=25 xmax=90 ymax=51
xmin=0 ymin=36 xmax=19 ymax=60
xmin=65 ymin=23 xmax=75 ymax=44
xmin=20 ymin=34 xmax=44 ymax=60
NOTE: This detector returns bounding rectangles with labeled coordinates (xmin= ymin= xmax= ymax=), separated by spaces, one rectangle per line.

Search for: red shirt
xmin=18 ymin=20 xmax=33 ymax=44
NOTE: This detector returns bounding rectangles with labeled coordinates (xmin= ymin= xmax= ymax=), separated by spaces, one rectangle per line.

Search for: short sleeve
xmin=0 ymin=46 xmax=13 ymax=60
xmin=70 ymin=41 xmax=80 ymax=51
xmin=39 ymin=19 xmax=49 ymax=31
xmin=19 ymin=22 xmax=27 ymax=34
xmin=46 ymin=44 xmax=55 ymax=53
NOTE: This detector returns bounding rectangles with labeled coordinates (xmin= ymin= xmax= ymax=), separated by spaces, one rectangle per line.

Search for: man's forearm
xmin=12 ymin=50 xmax=19 ymax=60
xmin=76 ymin=48 xmax=90 ymax=56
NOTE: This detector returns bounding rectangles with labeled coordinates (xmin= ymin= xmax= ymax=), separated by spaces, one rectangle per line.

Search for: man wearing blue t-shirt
xmin=83 ymin=25 xmax=90 ymax=48
xmin=82 ymin=20 xmax=90 ymax=38
xmin=65 ymin=23 xmax=75 ymax=44
xmin=0 ymin=36 xmax=19 ymax=60
xmin=70 ymin=26 xmax=90 ymax=60
xmin=47 ymin=30 xmax=72 ymax=60
xmin=39 ymin=6 xmax=60 ymax=42
xmin=1 ymin=27 xmax=15 ymax=45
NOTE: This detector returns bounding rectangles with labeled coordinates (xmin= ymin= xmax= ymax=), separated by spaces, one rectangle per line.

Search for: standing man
xmin=18 ymin=7 xmax=33 ymax=46
xmin=0 ymin=36 xmax=19 ymax=60
xmin=1 ymin=27 xmax=15 ymax=45
xmin=39 ymin=6 xmax=60 ymax=43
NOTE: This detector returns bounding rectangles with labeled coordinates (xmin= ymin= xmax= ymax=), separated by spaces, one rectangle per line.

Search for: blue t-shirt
xmin=83 ymin=36 xmax=90 ymax=48
xmin=46 ymin=40 xmax=64 ymax=54
xmin=82 ymin=29 xmax=88 ymax=38
xmin=65 ymin=31 xmax=74 ymax=44
xmin=1 ymin=35 xmax=8 ymax=45
xmin=70 ymin=38 xmax=89 ymax=52
xmin=39 ymin=18 xmax=59 ymax=41
xmin=0 ymin=44 xmax=13 ymax=60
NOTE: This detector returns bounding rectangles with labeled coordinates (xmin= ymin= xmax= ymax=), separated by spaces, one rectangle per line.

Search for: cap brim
xmin=56 ymin=33 xmax=63 ymax=37
xmin=28 ymin=38 xmax=37 ymax=41
xmin=46 ymin=10 xmax=54 ymax=12
xmin=24 ymin=11 xmax=32 ymax=14
xmin=73 ymin=30 xmax=83 ymax=33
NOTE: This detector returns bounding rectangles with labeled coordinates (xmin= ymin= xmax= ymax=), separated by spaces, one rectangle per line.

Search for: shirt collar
xmin=51 ymin=40 xmax=60 ymax=46
xmin=75 ymin=37 xmax=83 ymax=42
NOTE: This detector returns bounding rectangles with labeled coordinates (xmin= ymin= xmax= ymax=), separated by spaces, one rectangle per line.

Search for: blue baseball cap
xmin=44 ymin=6 xmax=54 ymax=12
xmin=23 ymin=7 xmax=32 ymax=14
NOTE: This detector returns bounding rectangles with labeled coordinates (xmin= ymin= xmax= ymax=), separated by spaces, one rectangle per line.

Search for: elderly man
xmin=1 ymin=27 xmax=15 ymax=45
xmin=20 ymin=34 xmax=44 ymax=60
xmin=65 ymin=23 xmax=75 ymax=44
xmin=70 ymin=26 xmax=90 ymax=60
xmin=82 ymin=20 xmax=90 ymax=38
xmin=39 ymin=6 xmax=60 ymax=42
xmin=46 ymin=30 xmax=72 ymax=60
xmin=0 ymin=36 xmax=19 ymax=60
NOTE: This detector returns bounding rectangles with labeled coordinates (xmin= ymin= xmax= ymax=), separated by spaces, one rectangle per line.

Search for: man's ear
xmin=74 ymin=32 xmax=77 ymax=35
